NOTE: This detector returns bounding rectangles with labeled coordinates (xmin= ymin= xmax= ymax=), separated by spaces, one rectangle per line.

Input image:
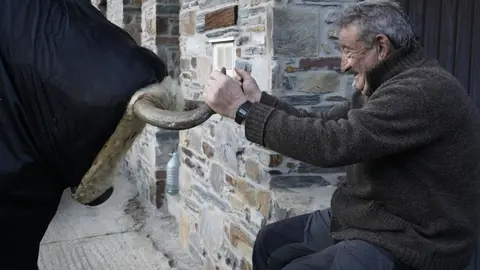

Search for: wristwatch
xmin=235 ymin=100 xmax=253 ymax=125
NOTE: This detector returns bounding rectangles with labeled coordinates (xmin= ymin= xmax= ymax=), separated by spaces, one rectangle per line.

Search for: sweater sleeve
xmin=245 ymin=82 xmax=443 ymax=167
xmin=259 ymin=92 xmax=351 ymax=121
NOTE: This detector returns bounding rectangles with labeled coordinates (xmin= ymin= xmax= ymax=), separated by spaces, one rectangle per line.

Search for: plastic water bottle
xmin=166 ymin=152 xmax=180 ymax=195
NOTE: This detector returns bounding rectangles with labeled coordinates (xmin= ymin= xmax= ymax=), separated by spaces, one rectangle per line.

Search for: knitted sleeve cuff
xmin=259 ymin=92 xmax=277 ymax=107
xmin=245 ymin=103 xmax=275 ymax=146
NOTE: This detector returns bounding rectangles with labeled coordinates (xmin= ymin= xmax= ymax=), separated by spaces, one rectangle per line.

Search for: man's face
xmin=339 ymin=25 xmax=380 ymax=93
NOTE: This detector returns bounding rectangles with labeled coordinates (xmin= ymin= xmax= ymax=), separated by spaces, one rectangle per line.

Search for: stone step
xmin=270 ymin=185 xmax=336 ymax=222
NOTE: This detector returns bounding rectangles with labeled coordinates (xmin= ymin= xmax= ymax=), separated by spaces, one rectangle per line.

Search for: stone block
xmin=243 ymin=158 xmax=269 ymax=184
xmin=180 ymin=10 xmax=197 ymax=36
xmin=209 ymin=162 xmax=225 ymax=194
xmin=199 ymin=0 xmax=235 ymax=9
xmin=192 ymin=184 xmax=231 ymax=211
xmin=179 ymin=208 xmax=191 ymax=249
xmin=183 ymin=126 xmax=204 ymax=155
xmin=272 ymin=7 xmax=319 ymax=57
xmin=212 ymin=122 xmax=245 ymax=174
xmin=235 ymin=178 xmax=270 ymax=218
xmin=240 ymin=258 xmax=252 ymax=270
xmin=271 ymin=185 xmax=335 ymax=220
xmin=195 ymin=56 xmax=212 ymax=85
xmin=297 ymin=162 xmax=344 ymax=173
xmin=228 ymin=222 xmax=255 ymax=260
xmin=166 ymin=193 xmax=181 ymax=220
xmin=278 ymin=93 xmax=321 ymax=106
xmin=324 ymin=8 xmax=340 ymax=23
xmin=179 ymin=163 xmax=193 ymax=193
xmin=294 ymin=70 xmax=342 ymax=93
xmin=250 ymin=57 xmax=270 ymax=91
xmin=185 ymin=196 xmax=202 ymax=214
xmin=247 ymin=147 xmax=284 ymax=168
xmin=199 ymin=206 xmax=225 ymax=253
xmin=183 ymin=155 xmax=207 ymax=178
xmin=202 ymin=141 xmax=215 ymax=158
xmin=189 ymin=244 xmax=205 ymax=265
xmin=270 ymin=174 xmax=330 ymax=189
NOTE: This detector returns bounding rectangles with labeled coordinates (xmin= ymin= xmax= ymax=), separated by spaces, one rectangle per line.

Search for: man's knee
xmin=333 ymin=240 xmax=395 ymax=269
xmin=254 ymin=223 xmax=276 ymax=247
xmin=281 ymin=240 xmax=396 ymax=270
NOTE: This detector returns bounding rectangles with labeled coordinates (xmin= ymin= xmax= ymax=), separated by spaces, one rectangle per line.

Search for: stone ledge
xmin=270 ymin=185 xmax=335 ymax=221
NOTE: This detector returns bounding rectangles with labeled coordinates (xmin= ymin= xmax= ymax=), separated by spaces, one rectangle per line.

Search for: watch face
xmin=235 ymin=101 xmax=252 ymax=124
xmin=239 ymin=108 xmax=248 ymax=115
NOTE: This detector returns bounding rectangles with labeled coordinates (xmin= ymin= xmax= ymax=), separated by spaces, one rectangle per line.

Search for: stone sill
xmin=271 ymin=184 xmax=335 ymax=221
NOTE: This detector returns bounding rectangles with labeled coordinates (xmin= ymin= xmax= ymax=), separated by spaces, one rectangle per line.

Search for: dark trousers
xmin=252 ymin=208 xmax=413 ymax=270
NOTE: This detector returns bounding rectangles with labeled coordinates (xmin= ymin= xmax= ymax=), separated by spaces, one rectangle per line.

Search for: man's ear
xmin=375 ymin=34 xmax=392 ymax=60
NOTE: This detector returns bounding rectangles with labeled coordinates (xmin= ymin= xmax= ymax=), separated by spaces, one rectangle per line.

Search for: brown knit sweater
xmin=244 ymin=45 xmax=480 ymax=270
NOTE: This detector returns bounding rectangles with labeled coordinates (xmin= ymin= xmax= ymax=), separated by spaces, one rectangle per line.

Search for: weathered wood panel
xmin=398 ymin=0 xmax=479 ymax=110
xmin=204 ymin=6 xmax=238 ymax=31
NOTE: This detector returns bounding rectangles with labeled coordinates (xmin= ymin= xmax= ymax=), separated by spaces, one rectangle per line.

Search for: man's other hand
xmin=204 ymin=70 xmax=248 ymax=119
xmin=234 ymin=67 xmax=262 ymax=103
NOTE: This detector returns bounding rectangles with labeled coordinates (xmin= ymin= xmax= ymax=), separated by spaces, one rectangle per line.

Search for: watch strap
xmin=235 ymin=101 xmax=253 ymax=124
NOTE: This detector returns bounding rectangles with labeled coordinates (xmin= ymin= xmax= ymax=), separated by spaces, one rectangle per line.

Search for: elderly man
xmin=203 ymin=1 xmax=480 ymax=270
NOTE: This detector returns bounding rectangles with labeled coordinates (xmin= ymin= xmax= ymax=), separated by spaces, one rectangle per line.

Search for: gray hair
xmin=334 ymin=0 xmax=416 ymax=49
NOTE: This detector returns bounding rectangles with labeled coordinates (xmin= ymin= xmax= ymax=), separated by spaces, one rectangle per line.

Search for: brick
xmin=155 ymin=36 xmax=180 ymax=45
xmin=205 ymin=6 xmax=238 ymax=31
xmin=155 ymin=170 xmax=166 ymax=180
xmin=298 ymin=57 xmax=341 ymax=71
xmin=156 ymin=4 xmax=180 ymax=15
xmin=156 ymin=17 xmax=169 ymax=34
xmin=156 ymin=179 xmax=166 ymax=208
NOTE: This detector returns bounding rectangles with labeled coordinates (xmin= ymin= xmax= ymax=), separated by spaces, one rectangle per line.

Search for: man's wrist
xmin=250 ymin=91 xmax=262 ymax=103
xmin=234 ymin=100 xmax=253 ymax=125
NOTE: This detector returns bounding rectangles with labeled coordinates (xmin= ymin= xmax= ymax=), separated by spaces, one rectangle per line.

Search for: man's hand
xmin=204 ymin=70 xmax=248 ymax=119
xmin=234 ymin=67 xmax=262 ymax=103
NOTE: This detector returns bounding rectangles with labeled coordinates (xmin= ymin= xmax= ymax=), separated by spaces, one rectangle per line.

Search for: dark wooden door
xmin=398 ymin=0 xmax=480 ymax=110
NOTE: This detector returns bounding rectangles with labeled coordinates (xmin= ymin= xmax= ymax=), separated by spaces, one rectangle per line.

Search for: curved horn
xmin=133 ymin=97 xmax=214 ymax=130
xmin=132 ymin=68 xmax=226 ymax=130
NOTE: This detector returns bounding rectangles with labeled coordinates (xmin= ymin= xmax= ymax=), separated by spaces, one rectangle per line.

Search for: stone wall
xmin=90 ymin=0 xmax=181 ymax=208
xmin=174 ymin=0 xmax=356 ymax=268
